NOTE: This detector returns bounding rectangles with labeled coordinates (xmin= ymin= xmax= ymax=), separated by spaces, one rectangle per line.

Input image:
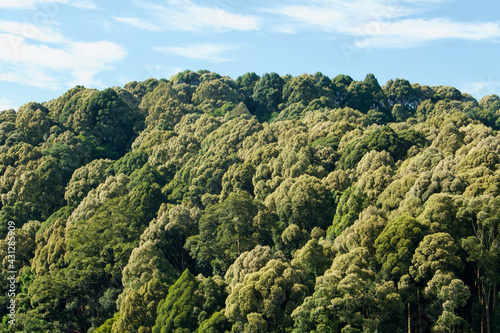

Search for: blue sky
xmin=0 ymin=0 xmax=499 ymax=110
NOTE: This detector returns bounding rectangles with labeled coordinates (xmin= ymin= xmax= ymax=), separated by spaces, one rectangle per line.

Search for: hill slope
xmin=1 ymin=70 xmax=500 ymax=332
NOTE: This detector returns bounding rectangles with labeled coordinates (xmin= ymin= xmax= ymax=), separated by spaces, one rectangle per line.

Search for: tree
xmin=384 ymin=79 xmax=419 ymax=121
xmin=265 ymin=174 xmax=336 ymax=234
xmin=64 ymin=158 xmax=113 ymax=206
xmin=153 ymin=269 xmax=201 ymax=333
xmin=144 ymin=87 xmax=195 ymax=130
xmin=291 ymin=238 xmax=334 ymax=280
xmin=333 ymin=205 xmax=386 ymax=256
xmin=331 ymin=74 xmax=353 ymax=107
xmin=326 ymin=187 xmax=369 ymax=240
xmin=408 ymin=232 xmax=464 ymax=332
xmin=374 ymin=213 xmax=427 ymax=282
xmin=153 ymin=269 xmax=227 ymax=333
xmin=425 ymin=271 xmax=470 ymax=333
xmin=410 ymin=232 xmax=462 ymax=284
xmin=192 ymin=75 xmax=242 ymax=113
xmin=461 ymin=196 xmax=500 ymax=333
xmin=225 ymin=258 xmax=309 ymax=332
xmin=69 ymin=88 xmax=137 ymax=156
xmin=355 ymin=150 xmax=395 ymax=200
xmin=252 ymin=73 xmax=285 ymax=121
xmin=140 ymin=204 xmax=200 ymax=272
xmin=186 ymin=191 xmax=263 ymax=274
xmin=292 ymin=247 xmax=404 ymax=332
xmin=15 ymin=102 xmax=52 ymax=145
xmin=235 ymin=72 xmax=260 ymax=115
xmin=2 ymin=70 xmax=499 ymax=332
xmin=113 ymin=278 xmax=170 ymax=333
xmin=224 ymin=245 xmax=286 ymax=289
xmin=198 ymin=311 xmax=232 ymax=333
xmin=282 ymin=74 xmax=323 ymax=107
xmin=347 ymin=74 xmax=388 ymax=115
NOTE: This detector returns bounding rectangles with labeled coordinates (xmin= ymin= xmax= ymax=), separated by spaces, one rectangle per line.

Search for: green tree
xmin=410 ymin=232 xmax=462 ymax=284
xmin=198 ymin=311 xmax=232 ymax=333
xmin=235 ymin=72 xmax=260 ymax=115
xmin=153 ymin=269 xmax=227 ymax=333
xmin=347 ymin=74 xmax=388 ymax=116
xmin=225 ymin=258 xmax=309 ymax=332
xmin=282 ymin=74 xmax=322 ymax=107
xmin=153 ymin=269 xmax=201 ymax=333
xmin=374 ymin=213 xmax=427 ymax=282
xmin=70 ymin=88 xmax=137 ymax=156
xmin=192 ymin=75 xmax=242 ymax=113
xmin=252 ymin=73 xmax=285 ymax=121
xmin=224 ymin=245 xmax=286 ymax=289
xmin=425 ymin=271 xmax=470 ymax=333
xmin=461 ymin=196 xmax=500 ymax=333
xmin=291 ymin=238 xmax=334 ymax=280
xmin=265 ymin=174 xmax=336 ymax=234
xmin=15 ymin=102 xmax=52 ymax=145
xmin=292 ymin=247 xmax=404 ymax=332
xmin=326 ymin=187 xmax=369 ymax=240
xmin=186 ymin=191 xmax=263 ymax=274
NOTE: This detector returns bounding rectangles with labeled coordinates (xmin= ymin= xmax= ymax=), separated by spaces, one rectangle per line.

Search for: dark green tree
xmin=252 ymin=73 xmax=285 ymax=121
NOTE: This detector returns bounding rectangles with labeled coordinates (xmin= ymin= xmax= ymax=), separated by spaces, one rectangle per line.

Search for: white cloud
xmin=154 ymin=44 xmax=238 ymax=62
xmin=128 ymin=0 xmax=260 ymax=32
xmin=0 ymin=0 xmax=97 ymax=9
xmin=114 ymin=17 xmax=162 ymax=32
xmin=462 ymin=78 xmax=500 ymax=99
xmin=0 ymin=95 xmax=22 ymax=111
xmin=0 ymin=29 xmax=127 ymax=90
xmin=0 ymin=100 xmax=13 ymax=111
xmin=72 ymin=0 xmax=98 ymax=9
xmin=0 ymin=0 xmax=59 ymax=9
xmin=263 ymin=0 xmax=500 ymax=48
xmin=0 ymin=64 xmax=60 ymax=89
xmin=263 ymin=0 xmax=414 ymax=33
xmin=144 ymin=65 xmax=184 ymax=80
xmin=0 ymin=20 xmax=66 ymax=43
xmin=353 ymin=19 xmax=500 ymax=49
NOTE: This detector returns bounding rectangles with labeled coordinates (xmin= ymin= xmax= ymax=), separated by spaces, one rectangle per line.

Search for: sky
xmin=0 ymin=0 xmax=499 ymax=111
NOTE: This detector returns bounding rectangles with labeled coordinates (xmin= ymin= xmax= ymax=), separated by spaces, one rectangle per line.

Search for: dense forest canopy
xmin=1 ymin=70 xmax=500 ymax=332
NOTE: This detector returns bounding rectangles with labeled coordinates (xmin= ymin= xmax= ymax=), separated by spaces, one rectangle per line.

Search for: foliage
xmin=0 ymin=71 xmax=498 ymax=332
xmin=152 ymin=269 xmax=227 ymax=333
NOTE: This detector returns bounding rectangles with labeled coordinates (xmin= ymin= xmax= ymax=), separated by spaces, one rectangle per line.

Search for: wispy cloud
xmin=462 ymin=77 xmax=500 ymax=99
xmin=154 ymin=44 xmax=238 ymax=62
xmin=0 ymin=20 xmax=67 ymax=43
xmin=262 ymin=0 xmax=414 ymax=33
xmin=114 ymin=17 xmax=162 ymax=32
xmin=0 ymin=0 xmax=97 ymax=9
xmin=144 ymin=65 xmax=184 ymax=80
xmin=72 ymin=0 xmax=98 ymax=9
xmin=120 ymin=0 xmax=260 ymax=32
xmin=0 ymin=95 xmax=22 ymax=111
xmin=0 ymin=64 xmax=60 ymax=89
xmin=263 ymin=0 xmax=500 ymax=48
xmin=0 ymin=0 xmax=56 ymax=9
xmin=354 ymin=19 xmax=500 ymax=49
xmin=0 ymin=23 xmax=126 ymax=89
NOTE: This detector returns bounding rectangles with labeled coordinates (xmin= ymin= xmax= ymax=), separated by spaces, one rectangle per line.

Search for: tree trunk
xmin=493 ymin=283 xmax=497 ymax=316
xmin=237 ymin=233 xmax=241 ymax=256
xmin=477 ymin=268 xmax=484 ymax=333
xmin=418 ymin=290 xmax=423 ymax=333
xmin=485 ymin=285 xmax=491 ymax=333
xmin=408 ymin=302 xmax=411 ymax=333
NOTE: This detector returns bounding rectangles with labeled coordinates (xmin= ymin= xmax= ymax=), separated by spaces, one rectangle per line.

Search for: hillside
xmin=1 ymin=70 xmax=500 ymax=332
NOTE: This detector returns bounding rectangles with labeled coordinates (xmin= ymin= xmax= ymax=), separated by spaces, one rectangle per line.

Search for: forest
xmin=0 ymin=70 xmax=500 ymax=332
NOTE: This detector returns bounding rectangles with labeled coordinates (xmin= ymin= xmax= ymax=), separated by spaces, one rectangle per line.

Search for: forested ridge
xmin=1 ymin=70 xmax=500 ymax=332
